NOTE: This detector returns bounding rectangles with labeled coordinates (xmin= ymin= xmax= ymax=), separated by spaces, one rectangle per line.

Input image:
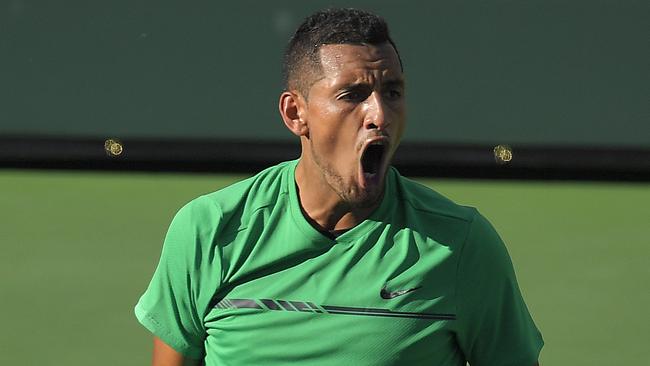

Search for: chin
xmin=343 ymin=179 xmax=385 ymax=209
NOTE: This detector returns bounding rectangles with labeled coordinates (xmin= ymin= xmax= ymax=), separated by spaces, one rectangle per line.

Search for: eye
xmin=340 ymin=91 xmax=364 ymax=102
xmin=383 ymin=89 xmax=403 ymax=101
xmin=338 ymin=86 xmax=371 ymax=103
xmin=339 ymin=90 xmax=367 ymax=103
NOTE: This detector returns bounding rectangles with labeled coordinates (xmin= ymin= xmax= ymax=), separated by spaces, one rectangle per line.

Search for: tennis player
xmin=136 ymin=8 xmax=543 ymax=365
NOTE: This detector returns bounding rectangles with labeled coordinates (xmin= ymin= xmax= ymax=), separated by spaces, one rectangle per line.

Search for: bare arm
xmin=152 ymin=337 xmax=202 ymax=366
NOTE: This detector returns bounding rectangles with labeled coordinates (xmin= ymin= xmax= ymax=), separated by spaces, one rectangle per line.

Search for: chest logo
xmin=380 ymin=285 xmax=422 ymax=299
xmin=214 ymin=297 xmax=456 ymax=320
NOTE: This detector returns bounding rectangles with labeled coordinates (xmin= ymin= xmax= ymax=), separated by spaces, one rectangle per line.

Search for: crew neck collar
xmin=286 ymin=159 xmax=396 ymax=245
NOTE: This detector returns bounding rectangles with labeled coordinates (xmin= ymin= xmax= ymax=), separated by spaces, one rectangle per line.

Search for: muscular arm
xmin=152 ymin=337 xmax=202 ymax=366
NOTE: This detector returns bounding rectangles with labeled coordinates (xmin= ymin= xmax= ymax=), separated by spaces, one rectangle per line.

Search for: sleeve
xmin=134 ymin=198 xmax=223 ymax=359
xmin=455 ymin=210 xmax=544 ymax=366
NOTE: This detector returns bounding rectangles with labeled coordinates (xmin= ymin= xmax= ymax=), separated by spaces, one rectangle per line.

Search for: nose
xmin=363 ymin=92 xmax=388 ymax=130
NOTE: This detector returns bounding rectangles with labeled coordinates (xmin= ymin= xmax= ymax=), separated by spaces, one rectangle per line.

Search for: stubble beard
xmin=310 ymin=143 xmax=382 ymax=209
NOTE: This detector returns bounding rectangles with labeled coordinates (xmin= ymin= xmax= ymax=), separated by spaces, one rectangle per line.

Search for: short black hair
xmin=283 ymin=8 xmax=402 ymax=96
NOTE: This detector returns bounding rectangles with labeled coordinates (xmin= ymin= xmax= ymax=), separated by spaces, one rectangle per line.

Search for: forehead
xmin=316 ymin=43 xmax=403 ymax=84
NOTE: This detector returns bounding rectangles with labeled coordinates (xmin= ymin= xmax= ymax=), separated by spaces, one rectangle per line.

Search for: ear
xmin=279 ymin=91 xmax=309 ymax=137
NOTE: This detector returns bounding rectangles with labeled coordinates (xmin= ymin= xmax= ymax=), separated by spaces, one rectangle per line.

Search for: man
xmin=135 ymin=8 xmax=543 ymax=365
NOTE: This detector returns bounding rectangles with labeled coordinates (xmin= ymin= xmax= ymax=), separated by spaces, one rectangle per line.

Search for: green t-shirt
xmin=135 ymin=160 xmax=543 ymax=365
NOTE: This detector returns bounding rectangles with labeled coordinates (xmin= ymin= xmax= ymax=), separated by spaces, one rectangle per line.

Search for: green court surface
xmin=1 ymin=170 xmax=648 ymax=365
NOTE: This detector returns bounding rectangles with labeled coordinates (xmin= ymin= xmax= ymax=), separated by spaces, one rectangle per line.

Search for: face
xmin=298 ymin=42 xmax=406 ymax=207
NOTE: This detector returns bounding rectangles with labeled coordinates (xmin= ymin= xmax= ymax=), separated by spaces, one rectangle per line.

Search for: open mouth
xmin=362 ymin=143 xmax=385 ymax=175
xmin=360 ymin=140 xmax=388 ymax=186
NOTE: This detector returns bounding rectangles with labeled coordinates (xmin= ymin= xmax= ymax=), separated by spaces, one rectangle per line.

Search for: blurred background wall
xmin=1 ymin=0 xmax=648 ymax=179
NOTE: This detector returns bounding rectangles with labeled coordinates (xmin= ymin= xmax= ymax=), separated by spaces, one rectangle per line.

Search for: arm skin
xmin=152 ymin=337 xmax=202 ymax=366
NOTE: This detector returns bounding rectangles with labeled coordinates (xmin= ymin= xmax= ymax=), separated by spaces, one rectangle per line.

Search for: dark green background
xmin=1 ymin=0 xmax=647 ymax=147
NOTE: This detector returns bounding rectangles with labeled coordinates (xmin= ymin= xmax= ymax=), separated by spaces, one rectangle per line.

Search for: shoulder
xmin=391 ymin=170 xmax=506 ymax=254
xmin=395 ymin=175 xmax=512 ymax=283
xmin=209 ymin=160 xmax=292 ymax=199
xmin=175 ymin=160 xmax=293 ymax=234
xmin=393 ymin=170 xmax=477 ymax=224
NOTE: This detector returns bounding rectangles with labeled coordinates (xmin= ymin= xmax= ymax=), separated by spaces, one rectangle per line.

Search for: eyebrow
xmin=337 ymin=78 xmax=405 ymax=92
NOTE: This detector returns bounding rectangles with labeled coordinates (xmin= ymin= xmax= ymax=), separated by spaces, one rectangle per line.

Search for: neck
xmin=294 ymin=157 xmax=382 ymax=232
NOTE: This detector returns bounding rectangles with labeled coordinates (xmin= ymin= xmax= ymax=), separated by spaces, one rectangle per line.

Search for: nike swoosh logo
xmin=380 ymin=285 xmax=422 ymax=299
